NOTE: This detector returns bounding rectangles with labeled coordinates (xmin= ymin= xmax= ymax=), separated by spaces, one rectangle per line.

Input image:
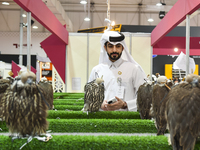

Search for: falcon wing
xmin=166 ymin=82 xmax=200 ymax=150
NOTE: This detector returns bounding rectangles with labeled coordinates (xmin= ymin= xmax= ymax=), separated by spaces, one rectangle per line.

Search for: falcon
xmin=1 ymin=70 xmax=49 ymax=136
xmin=38 ymin=77 xmax=54 ymax=110
xmin=137 ymin=81 xmax=154 ymax=119
xmin=83 ymin=76 xmax=104 ymax=113
xmin=151 ymin=76 xmax=173 ymax=135
xmin=165 ymin=74 xmax=200 ymax=150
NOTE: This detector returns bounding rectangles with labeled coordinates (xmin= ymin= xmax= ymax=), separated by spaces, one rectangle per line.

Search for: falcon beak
xmin=26 ymin=77 xmax=33 ymax=85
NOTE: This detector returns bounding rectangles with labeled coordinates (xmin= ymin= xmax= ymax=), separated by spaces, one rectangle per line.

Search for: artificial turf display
xmin=0 ymin=119 xmax=157 ymax=133
xmin=47 ymin=111 xmax=141 ymax=119
xmin=1 ymin=135 xmax=200 ymax=150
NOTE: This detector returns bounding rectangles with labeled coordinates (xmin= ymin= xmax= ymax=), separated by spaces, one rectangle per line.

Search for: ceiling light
xmin=148 ymin=18 xmax=154 ymax=22
xmin=2 ymin=2 xmax=9 ymax=5
xmin=22 ymin=14 xmax=26 ymax=17
xmin=156 ymin=2 xmax=166 ymax=6
xmin=84 ymin=17 xmax=90 ymax=21
xmin=156 ymin=2 xmax=162 ymax=6
xmin=80 ymin=0 xmax=87 ymax=4
xmin=32 ymin=26 xmax=38 ymax=29
xmin=174 ymin=48 xmax=178 ymax=52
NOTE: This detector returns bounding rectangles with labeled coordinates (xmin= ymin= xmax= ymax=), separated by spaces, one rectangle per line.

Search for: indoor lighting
xmin=156 ymin=1 xmax=166 ymax=6
xmin=22 ymin=14 xmax=26 ymax=17
xmin=80 ymin=0 xmax=87 ymax=4
xmin=148 ymin=18 xmax=154 ymax=22
xmin=84 ymin=17 xmax=90 ymax=21
xmin=174 ymin=48 xmax=178 ymax=52
xmin=111 ymin=21 xmax=115 ymax=26
xmin=2 ymin=2 xmax=9 ymax=5
xmin=32 ymin=26 xmax=38 ymax=29
xmin=156 ymin=2 xmax=162 ymax=6
xmin=159 ymin=11 xmax=165 ymax=19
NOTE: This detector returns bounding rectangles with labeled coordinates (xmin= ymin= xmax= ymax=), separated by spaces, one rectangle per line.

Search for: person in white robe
xmin=88 ymin=31 xmax=147 ymax=111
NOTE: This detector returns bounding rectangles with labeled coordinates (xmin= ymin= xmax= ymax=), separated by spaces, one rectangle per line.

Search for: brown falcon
xmin=137 ymin=81 xmax=154 ymax=119
xmin=38 ymin=77 xmax=54 ymax=110
xmin=1 ymin=70 xmax=49 ymax=136
xmin=151 ymin=76 xmax=173 ymax=135
xmin=0 ymin=79 xmax=11 ymax=120
xmin=83 ymin=76 xmax=104 ymax=113
xmin=165 ymin=74 xmax=200 ymax=150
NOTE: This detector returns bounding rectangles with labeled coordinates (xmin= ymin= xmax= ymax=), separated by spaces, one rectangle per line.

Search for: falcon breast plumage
xmin=83 ymin=76 xmax=104 ymax=112
xmin=0 ymin=79 xmax=11 ymax=120
xmin=0 ymin=70 xmax=49 ymax=136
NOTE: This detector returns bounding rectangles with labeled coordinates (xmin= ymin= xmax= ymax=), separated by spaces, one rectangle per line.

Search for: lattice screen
xmin=52 ymin=66 xmax=65 ymax=93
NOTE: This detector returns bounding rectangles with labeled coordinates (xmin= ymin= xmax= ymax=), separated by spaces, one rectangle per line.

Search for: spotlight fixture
xmin=2 ymin=2 xmax=9 ymax=5
xmin=84 ymin=17 xmax=90 ymax=21
xmin=104 ymin=18 xmax=115 ymax=31
xmin=159 ymin=11 xmax=165 ymax=19
xmin=23 ymin=19 xmax=35 ymax=27
xmin=80 ymin=0 xmax=87 ymax=4
xmin=148 ymin=18 xmax=154 ymax=22
xmin=156 ymin=1 xmax=166 ymax=6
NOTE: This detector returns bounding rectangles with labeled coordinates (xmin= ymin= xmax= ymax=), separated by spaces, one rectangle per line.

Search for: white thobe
xmin=88 ymin=58 xmax=146 ymax=111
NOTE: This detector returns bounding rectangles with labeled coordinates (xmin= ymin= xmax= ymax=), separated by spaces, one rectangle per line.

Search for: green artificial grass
xmin=0 ymin=119 xmax=157 ymax=133
xmin=53 ymin=98 xmax=84 ymax=102
xmin=47 ymin=111 xmax=141 ymax=119
xmin=1 ymin=135 xmax=200 ymax=150
xmin=48 ymin=119 xmax=157 ymax=133
xmin=53 ymin=105 xmax=83 ymax=111
xmin=53 ymin=93 xmax=84 ymax=99
xmin=53 ymin=100 xmax=84 ymax=106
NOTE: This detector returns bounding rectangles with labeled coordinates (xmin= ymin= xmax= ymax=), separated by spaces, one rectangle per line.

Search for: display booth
xmin=153 ymin=36 xmax=200 ymax=79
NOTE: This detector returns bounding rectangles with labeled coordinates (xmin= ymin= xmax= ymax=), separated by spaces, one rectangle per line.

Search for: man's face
xmin=104 ymin=42 xmax=124 ymax=62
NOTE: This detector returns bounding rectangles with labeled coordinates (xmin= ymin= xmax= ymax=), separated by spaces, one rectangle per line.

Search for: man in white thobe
xmin=88 ymin=31 xmax=147 ymax=111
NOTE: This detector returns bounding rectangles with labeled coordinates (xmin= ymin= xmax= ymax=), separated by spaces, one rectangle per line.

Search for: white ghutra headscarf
xmin=99 ymin=31 xmax=146 ymax=76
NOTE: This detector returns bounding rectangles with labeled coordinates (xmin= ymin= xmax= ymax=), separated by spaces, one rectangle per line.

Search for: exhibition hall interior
xmin=0 ymin=0 xmax=200 ymax=150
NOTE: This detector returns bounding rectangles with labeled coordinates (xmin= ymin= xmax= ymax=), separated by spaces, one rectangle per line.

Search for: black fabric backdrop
xmin=0 ymin=54 xmax=36 ymax=68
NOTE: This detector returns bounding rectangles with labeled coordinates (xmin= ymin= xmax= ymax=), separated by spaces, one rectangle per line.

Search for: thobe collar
xmin=107 ymin=57 xmax=124 ymax=68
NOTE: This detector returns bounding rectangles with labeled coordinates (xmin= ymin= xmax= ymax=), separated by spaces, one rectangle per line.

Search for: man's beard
xmin=107 ymin=52 xmax=122 ymax=61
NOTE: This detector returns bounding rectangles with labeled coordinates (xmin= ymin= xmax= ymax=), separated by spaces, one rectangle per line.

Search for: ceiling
xmin=0 ymin=0 xmax=200 ymax=33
